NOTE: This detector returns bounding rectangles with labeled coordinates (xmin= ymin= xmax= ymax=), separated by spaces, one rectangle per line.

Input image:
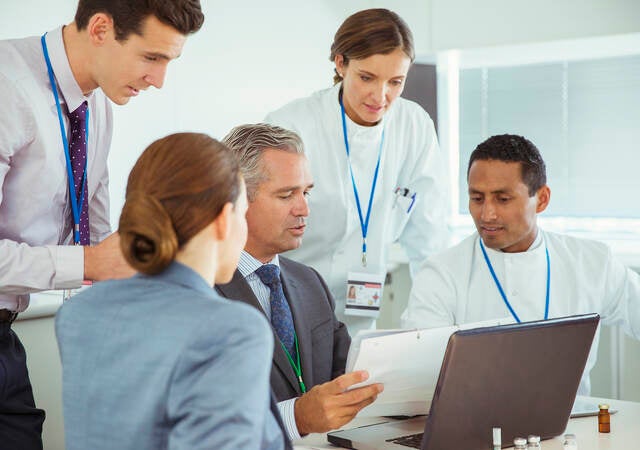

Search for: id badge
xmin=345 ymin=271 xmax=385 ymax=318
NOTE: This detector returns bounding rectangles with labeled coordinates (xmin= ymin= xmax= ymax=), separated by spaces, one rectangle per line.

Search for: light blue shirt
xmin=238 ymin=251 xmax=280 ymax=321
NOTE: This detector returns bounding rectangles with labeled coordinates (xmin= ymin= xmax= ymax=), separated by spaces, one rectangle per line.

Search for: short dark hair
xmin=75 ymin=0 xmax=204 ymax=41
xmin=467 ymin=134 xmax=547 ymax=196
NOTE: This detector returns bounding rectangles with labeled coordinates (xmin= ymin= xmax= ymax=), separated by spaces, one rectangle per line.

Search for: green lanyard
xmin=281 ymin=334 xmax=306 ymax=393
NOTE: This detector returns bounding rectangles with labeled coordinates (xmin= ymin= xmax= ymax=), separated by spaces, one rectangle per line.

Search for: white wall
xmin=5 ymin=1 xmax=638 ymax=226
xmin=0 ymin=0 xmax=369 ymax=226
xmin=430 ymin=0 xmax=640 ymax=51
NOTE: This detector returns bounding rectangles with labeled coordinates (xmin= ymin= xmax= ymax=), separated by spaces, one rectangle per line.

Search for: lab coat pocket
xmin=390 ymin=192 xmax=416 ymax=242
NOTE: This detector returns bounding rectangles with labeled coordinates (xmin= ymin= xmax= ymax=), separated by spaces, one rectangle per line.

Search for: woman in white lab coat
xmin=266 ymin=8 xmax=450 ymax=334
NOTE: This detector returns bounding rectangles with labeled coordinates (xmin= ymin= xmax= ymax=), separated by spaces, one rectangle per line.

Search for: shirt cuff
xmin=278 ymin=397 xmax=302 ymax=441
xmin=49 ymin=245 xmax=84 ymax=289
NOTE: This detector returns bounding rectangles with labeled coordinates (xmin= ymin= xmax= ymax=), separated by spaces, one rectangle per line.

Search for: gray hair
xmin=222 ymin=123 xmax=305 ymax=200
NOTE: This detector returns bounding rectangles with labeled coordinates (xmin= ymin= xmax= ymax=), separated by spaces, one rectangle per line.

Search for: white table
xmin=293 ymin=396 xmax=640 ymax=449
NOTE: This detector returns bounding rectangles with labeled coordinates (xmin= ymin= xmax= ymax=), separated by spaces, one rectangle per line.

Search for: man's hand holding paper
xmin=294 ymin=370 xmax=383 ymax=435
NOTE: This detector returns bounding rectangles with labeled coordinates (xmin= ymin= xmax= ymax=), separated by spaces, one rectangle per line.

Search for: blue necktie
xmin=66 ymin=101 xmax=90 ymax=245
xmin=255 ymin=264 xmax=296 ymax=357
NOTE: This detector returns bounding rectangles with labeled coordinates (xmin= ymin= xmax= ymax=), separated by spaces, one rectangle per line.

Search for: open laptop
xmin=328 ymin=314 xmax=599 ymax=450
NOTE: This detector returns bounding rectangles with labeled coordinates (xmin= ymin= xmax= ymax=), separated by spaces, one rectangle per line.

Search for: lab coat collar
xmin=480 ymin=229 xmax=546 ymax=259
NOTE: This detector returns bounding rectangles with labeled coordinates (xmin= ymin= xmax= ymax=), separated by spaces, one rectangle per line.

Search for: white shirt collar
xmin=45 ymin=26 xmax=92 ymax=113
xmin=237 ymin=251 xmax=280 ymax=278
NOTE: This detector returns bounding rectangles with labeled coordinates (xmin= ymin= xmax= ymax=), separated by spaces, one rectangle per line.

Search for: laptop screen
xmin=422 ymin=314 xmax=599 ymax=449
xmin=328 ymin=314 xmax=599 ymax=450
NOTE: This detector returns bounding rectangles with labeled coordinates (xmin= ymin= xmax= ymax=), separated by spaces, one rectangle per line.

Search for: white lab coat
xmin=266 ymin=83 xmax=449 ymax=334
xmin=401 ymin=230 xmax=640 ymax=395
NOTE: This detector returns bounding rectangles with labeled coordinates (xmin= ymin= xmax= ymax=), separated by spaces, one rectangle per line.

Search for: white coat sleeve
xmin=401 ymin=259 xmax=457 ymax=329
xmin=264 ymin=110 xmax=305 ymax=137
xmin=600 ymin=247 xmax=640 ymax=339
xmin=0 ymin=72 xmax=83 ymax=295
xmin=396 ymin=113 xmax=450 ymax=277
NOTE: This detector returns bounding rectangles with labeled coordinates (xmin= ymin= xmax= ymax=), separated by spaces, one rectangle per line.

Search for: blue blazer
xmin=56 ymin=262 xmax=287 ymax=450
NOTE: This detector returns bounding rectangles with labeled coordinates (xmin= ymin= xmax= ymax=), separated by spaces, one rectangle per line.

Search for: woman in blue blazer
xmin=56 ymin=133 xmax=287 ymax=450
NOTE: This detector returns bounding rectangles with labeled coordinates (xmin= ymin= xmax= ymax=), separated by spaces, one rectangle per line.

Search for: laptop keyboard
xmin=386 ymin=432 xmax=424 ymax=448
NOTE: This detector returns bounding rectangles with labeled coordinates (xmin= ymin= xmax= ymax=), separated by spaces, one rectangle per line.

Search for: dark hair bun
xmin=119 ymin=191 xmax=178 ymax=275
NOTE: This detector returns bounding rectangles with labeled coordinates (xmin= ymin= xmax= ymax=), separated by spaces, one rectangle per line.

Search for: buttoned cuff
xmin=278 ymin=397 xmax=302 ymax=441
xmin=49 ymin=245 xmax=84 ymax=289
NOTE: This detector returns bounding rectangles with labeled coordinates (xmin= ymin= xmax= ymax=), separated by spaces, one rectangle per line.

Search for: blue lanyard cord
xmin=339 ymin=93 xmax=384 ymax=266
xmin=479 ymin=238 xmax=550 ymax=323
xmin=41 ymin=33 xmax=89 ymax=245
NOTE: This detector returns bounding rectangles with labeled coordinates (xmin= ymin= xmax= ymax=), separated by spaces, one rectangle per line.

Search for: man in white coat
xmin=401 ymin=134 xmax=640 ymax=395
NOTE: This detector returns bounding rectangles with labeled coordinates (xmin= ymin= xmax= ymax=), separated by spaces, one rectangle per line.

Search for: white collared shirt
xmin=0 ymin=27 xmax=113 ymax=311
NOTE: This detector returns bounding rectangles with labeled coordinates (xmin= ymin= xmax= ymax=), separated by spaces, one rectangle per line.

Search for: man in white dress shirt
xmin=402 ymin=134 xmax=640 ymax=395
xmin=0 ymin=1 xmax=203 ymax=447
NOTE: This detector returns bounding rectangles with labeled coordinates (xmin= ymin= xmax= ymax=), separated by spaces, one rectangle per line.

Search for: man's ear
xmin=86 ymin=13 xmax=114 ymax=46
xmin=212 ymin=203 xmax=233 ymax=241
xmin=535 ymin=185 xmax=551 ymax=213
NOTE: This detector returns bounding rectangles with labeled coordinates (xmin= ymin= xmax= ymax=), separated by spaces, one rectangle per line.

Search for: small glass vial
xmin=492 ymin=427 xmax=501 ymax=450
xmin=527 ymin=435 xmax=541 ymax=449
xmin=563 ymin=433 xmax=578 ymax=450
xmin=598 ymin=403 xmax=610 ymax=433
xmin=514 ymin=437 xmax=527 ymax=449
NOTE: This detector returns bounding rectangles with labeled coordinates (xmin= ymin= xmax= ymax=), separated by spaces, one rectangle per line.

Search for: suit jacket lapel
xmin=216 ymin=269 xmax=301 ymax=396
xmin=280 ymin=260 xmax=314 ymax=390
xmin=216 ymin=270 xmax=261 ymax=311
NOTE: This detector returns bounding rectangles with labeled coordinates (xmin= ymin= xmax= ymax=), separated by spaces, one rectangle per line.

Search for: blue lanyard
xmin=339 ymin=93 xmax=384 ymax=267
xmin=41 ymin=33 xmax=89 ymax=245
xmin=478 ymin=238 xmax=550 ymax=323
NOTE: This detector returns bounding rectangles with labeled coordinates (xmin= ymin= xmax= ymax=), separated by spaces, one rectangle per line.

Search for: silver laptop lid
xmin=327 ymin=314 xmax=599 ymax=450
xmin=422 ymin=313 xmax=599 ymax=449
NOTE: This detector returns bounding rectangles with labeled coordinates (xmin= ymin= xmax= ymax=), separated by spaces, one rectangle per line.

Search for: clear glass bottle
xmin=514 ymin=437 xmax=527 ymax=449
xmin=492 ymin=427 xmax=502 ymax=450
xmin=598 ymin=403 xmax=610 ymax=433
xmin=527 ymin=435 xmax=541 ymax=449
xmin=563 ymin=433 xmax=578 ymax=450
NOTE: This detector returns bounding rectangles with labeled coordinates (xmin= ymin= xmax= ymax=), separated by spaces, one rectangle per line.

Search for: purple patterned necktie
xmin=255 ymin=264 xmax=296 ymax=357
xmin=67 ymin=101 xmax=90 ymax=245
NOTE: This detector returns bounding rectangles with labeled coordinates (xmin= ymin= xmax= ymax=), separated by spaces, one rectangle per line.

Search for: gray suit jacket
xmin=56 ymin=262 xmax=288 ymax=450
xmin=216 ymin=256 xmax=351 ymax=401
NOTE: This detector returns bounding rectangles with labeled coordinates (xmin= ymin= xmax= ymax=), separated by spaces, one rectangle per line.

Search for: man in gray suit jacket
xmin=217 ymin=124 xmax=383 ymax=440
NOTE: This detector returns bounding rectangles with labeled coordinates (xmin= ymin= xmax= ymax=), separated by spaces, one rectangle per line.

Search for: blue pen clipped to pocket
xmin=391 ymin=187 xmax=417 ymax=241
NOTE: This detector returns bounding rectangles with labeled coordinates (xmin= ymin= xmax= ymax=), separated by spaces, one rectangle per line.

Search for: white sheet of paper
xmin=347 ymin=317 xmax=513 ymax=416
